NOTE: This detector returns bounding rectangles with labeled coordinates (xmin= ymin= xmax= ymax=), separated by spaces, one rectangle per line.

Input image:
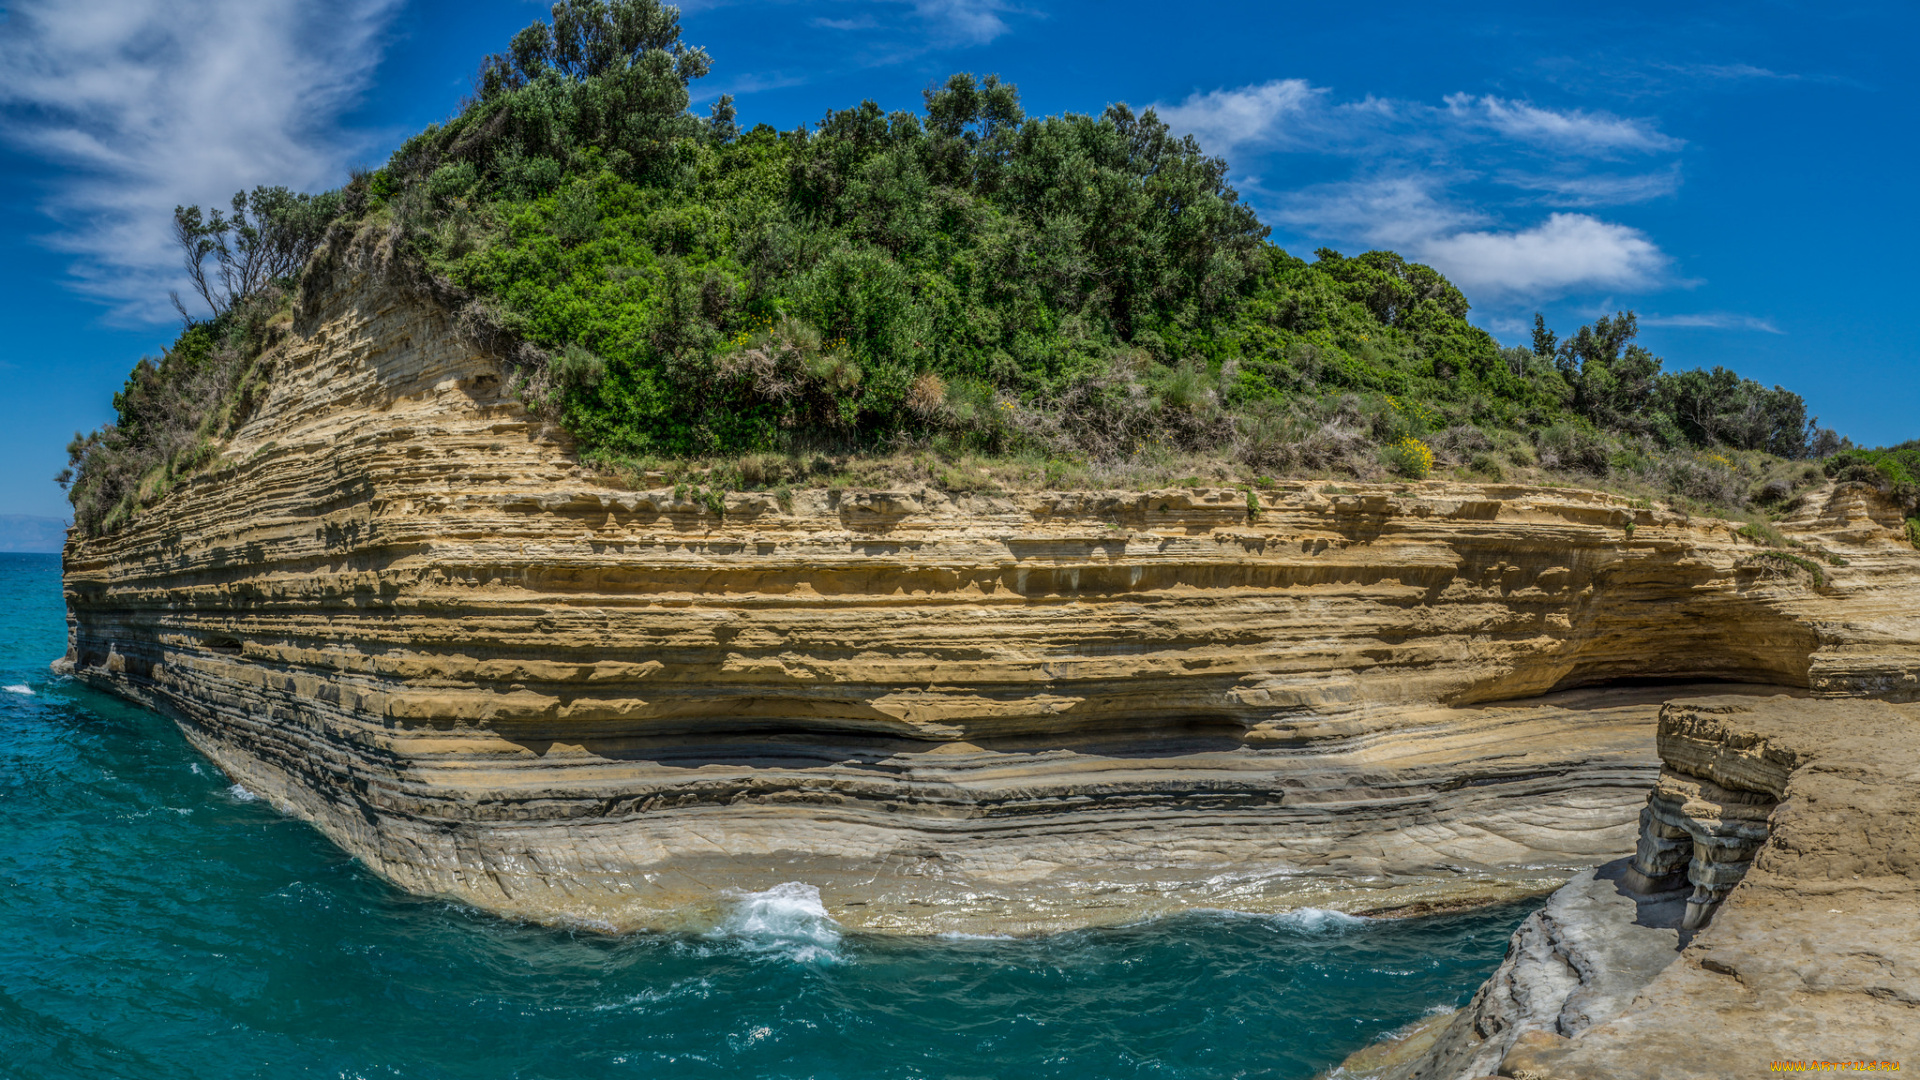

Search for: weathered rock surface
xmin=1382 ymin=696 xmax=1920 ymax=1079
xmin=55 ymin=274 xmax=1920 ymax=932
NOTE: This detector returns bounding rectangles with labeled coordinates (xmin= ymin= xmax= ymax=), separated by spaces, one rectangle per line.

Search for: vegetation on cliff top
xmin=61 ymin=0 xmax=1911 ymax=538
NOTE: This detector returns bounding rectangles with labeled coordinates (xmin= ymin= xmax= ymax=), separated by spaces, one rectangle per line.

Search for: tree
xmin=1313 ymin=249 xmax=1469 ymax=328
xmin=172 ymin=186 xmax=338 ymax=318
xmin=1530 ymin=313 xmax=1557 ymax=357
xmin=477 ymin=0 xmax=709 ymax=95
xmin=458 ymin=0 xmax=712 ymax=184
xmin=1654 ymin=366 xmax=1813 ymax=457
xmin=1555 ymin=311 xmax=1663 ymax=430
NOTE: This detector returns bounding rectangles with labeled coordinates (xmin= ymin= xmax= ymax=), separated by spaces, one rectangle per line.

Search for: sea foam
xmin=1194 ymin=905 xmax=1372 ymax=934
xmin=711 ymin=882 xmax=843 ymax=964
xmin=1269 ymin=907 xmax=1370 ymax=933
xmin=3 ymin=684 xmax=32 ymax=695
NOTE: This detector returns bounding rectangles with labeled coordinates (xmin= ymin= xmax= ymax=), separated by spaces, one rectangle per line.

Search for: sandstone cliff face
xmin=1385 ymin=696 xmax=1920 ymax=1080
xmin=56 ymin=274 xmax=1920 ymax=932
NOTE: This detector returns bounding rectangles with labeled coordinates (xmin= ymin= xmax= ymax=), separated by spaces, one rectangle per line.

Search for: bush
xmin=1231 ymin=399 xmax=1375 ymax=478
xmin=62 ymin=0 xmax=1849 ymax=536
xmin=60 ymin=293 xmax=287 ymax=534
xmin=1384 ymin=436 xmax=1434 ymax=480
xmin=1661 ymin=455 xmax=1746 ymax=506
xmin=1825 ymin=446 xmax=1920 ymax=497
xmin=1534 ymin=423 xmax=1611 ymax=475
xmin=1468 ymin=451 xmax=1505 ymax=481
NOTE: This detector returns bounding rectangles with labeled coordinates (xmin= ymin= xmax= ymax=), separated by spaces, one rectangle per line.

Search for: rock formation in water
xmin=55 ymin=272 xmax=1920 ymax=933
xmin=1383 ymin=695 xmax=1920 ymax=1079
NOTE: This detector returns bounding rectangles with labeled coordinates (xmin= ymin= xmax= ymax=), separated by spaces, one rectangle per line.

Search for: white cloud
xmin=1154 ymin=77 xmax=1690 ymax=300
xmin=700 ymin=71 xmax=811 ymax=100
xmin=905 ymin=0 xmax=1017 ymax=45
xmin=1651 ymin=61 xmax=1799 ymax=83
xmin=1155 ymin=79 xmax=1320 ymax=157
xmin=814 ymin=15 xmax=881 ymax=31
xmin=1445 ymin=94 xmax=1681 ymax=154
xmin=1158 ymin=82 xmax=1683 ymax=164
xmin=0 ymin=0 xmax=402 ymax=324
xmin=1641 ymin=312 xmax=1783 ymax=333
xmin=1268 ymin=176 xmax=1485 ymax=247
xmin=1267 ymin=175 xmax=1669 ymax=299
xmin=1417 ymin=213 xmax=1668 ymax=298
xmin=1501 ymin=166 xmax=1682 ymax=206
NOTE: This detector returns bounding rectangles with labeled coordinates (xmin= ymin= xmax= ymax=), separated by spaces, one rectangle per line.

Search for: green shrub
xmin=1384 ymin=436 xmax=1434 ymax=480
xmin=1773 ymin=552 xmax=1826 ymax=588
xmin=1662 ymin=455 xmax=1745 ymax=506
xmin=61 ymin=0 xmax=1858 ymax=536
xmin=1534 ymin=423 xmax=1610 ymax=475
xmin=1825 ymin=447 xmax=1920 ymax=491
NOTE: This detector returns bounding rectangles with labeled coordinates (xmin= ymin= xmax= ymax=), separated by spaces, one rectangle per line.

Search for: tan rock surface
xmin=1383 ymin=696 xmax=1920 ymax=1079
xmin=56 ymin=273 xmax=1920 ymax=932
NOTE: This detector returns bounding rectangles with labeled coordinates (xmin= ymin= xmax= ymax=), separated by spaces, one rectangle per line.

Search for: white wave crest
xmin=1185 ymin=905 xmax=1372 ymax=933
xmin=227 ymin=783 xmax=260 ymax=803
xmin=3 ymin=684 xmax=32 ymax=695
xmin=711 ymin=882 xmax=843 ymax=964
xmin=1270 ymin=906 xmax=1370 ymax=933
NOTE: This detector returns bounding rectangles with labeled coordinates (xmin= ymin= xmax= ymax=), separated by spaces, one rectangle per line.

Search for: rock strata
xmin=55 ymin=273 xmax=1920 ymax=932
xmin=1384 ymin=695 xmax=1920 ymax=1079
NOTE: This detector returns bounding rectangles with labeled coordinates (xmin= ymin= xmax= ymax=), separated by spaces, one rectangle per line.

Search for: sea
xmin=0 ymin=552 xmax=1531 ymax=1079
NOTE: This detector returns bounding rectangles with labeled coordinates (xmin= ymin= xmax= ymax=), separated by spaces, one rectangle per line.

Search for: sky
xmin=0 ymin=0 xmax=1913 ymax=519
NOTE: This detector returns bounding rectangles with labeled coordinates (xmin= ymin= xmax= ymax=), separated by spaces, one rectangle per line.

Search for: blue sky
xmin=0 ymin=0 xmax=1913 ymax=519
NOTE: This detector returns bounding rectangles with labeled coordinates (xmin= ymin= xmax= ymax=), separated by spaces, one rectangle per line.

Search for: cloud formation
xmin=0 ymin=0 xmax=401 ymax=324
xmin=1419 ymin=214 xmax=1668 ymax=298
xmin=1444 ymin=94 xmax=1682 ymax=154
xmin=1500 ymin=166 xmax=1682 ymax=206
xmin=802 ymin=0 xmax=1021 ymax=50
xmin=1154 ymin=80 xmax=1319 ymax=155
xmin=1641 ymin=312 xmax=1783 ymax=333
xmin=906 ymin=0 xmax=1018 ymax=45
xmin=1266 ymin=177 xmax=1485 ymax=246
xmin=1156 ymin=78 xmax=1687 ymax=302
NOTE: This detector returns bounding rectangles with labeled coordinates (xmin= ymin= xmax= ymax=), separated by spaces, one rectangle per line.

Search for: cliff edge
xmin=55 ymin=274 xmax=1920 ymax=933
xmin=1374 ymin=695 xmax=1920 ymax=1079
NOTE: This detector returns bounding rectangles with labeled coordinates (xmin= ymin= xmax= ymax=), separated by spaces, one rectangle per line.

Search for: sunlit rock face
xmin=1388 ymin=696 xmax=1920 ymax=1080
xmin=56 ymin=273 xmax=1920 ymax=933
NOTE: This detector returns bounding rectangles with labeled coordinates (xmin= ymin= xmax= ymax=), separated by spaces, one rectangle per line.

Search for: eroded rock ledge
xmin=1383 ymin=696 xmax=1920 ymax=1080
xmin=55 ymin=274 xmax=1920 ymax=932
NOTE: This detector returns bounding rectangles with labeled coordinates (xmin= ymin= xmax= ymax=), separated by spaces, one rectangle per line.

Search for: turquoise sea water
xmin=0 ymin=552 xmax=1530 ymax=1079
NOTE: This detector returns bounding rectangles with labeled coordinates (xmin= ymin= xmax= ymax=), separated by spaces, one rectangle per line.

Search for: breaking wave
xmin=709 ymin=882 xmax=844 ymax=964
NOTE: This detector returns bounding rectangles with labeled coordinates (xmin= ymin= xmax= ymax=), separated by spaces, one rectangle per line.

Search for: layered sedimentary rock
xmin=1386 ymin=696 xmax=1920 ymax=1079
xmin=56 ymin=273 xmax=1920 ymax=932
xmin=1624 ymin=753 xmax=1780 ymax=929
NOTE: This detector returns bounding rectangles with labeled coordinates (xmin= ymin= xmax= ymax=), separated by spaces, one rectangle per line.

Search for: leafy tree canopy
xmin=64 ymin=0 xmax=1888 ymax=537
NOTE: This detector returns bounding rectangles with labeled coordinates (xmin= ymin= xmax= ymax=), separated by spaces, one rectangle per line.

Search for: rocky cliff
xmin=1379 ymin=695 xmax=1920 ymax=1079
xmin=56 ymin=273 xmax=1920 ymax=933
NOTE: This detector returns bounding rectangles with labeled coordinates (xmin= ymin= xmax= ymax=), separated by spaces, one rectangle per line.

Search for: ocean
xmin=0 ymin=552 xmax=1528 ymax=1079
